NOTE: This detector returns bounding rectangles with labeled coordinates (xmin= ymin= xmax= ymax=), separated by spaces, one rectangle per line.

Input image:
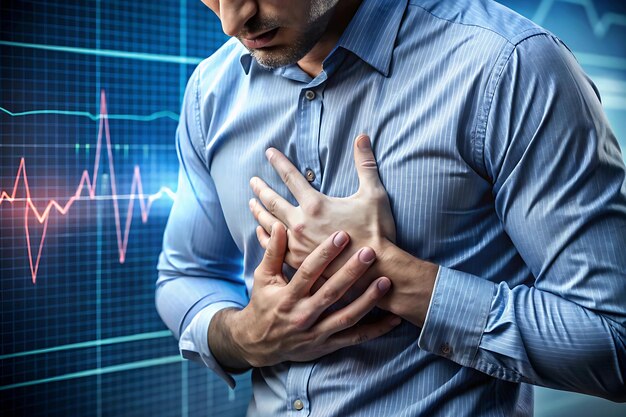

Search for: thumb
xmin=258 ymin=222 xmax=287 ymax=278
xmin=353 ymin=134 xmax=384 ymax=193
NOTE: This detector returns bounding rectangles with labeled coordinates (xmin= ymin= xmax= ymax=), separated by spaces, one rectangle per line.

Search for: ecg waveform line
xmin=0 ymin=105 xmax=180 ymax=122
xmin=0 ymin=90 xmax=176 ymax=284
xmin=533 ymin=0 xmax=626 ymax=37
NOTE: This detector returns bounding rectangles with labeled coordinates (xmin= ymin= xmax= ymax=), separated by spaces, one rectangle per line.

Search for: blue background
xmin=0 ymin=1 xmax=624 ymax=416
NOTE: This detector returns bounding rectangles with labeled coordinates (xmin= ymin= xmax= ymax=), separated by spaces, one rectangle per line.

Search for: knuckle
xmin=354 ymin=333 xmax=369 ymax=344
xmin=281 ymin=169 xmax=294 ymax=186
xmin=286 ymin=253 xmax=303 ymax=269
xmin=338 ymin=314 xmax=356 ymax=328
xmin=321 ymin=288 xmax=339 ymax=305
xmin=318 ymin=247 xmax=331 ymax=263
xmin=359 ymin=158 xmax=378 ymax=170
xmin=303 ymin=199 xmax=323 ymax=216
xmin=298 ymin=263 xmax=314 ymax=280
xmin=301 ymin=331 xmax=317 ymax=344
xmin=290 ymin=312 xmax=309 ymax=330
xmin=292 ymin=223 xmax=305 ymax=236
xmin=268 ymin=198 xmax=279 ymax=214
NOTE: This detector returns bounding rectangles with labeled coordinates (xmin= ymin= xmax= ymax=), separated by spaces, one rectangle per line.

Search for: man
xmin=156 ymin=0 xmax=626 ymax=415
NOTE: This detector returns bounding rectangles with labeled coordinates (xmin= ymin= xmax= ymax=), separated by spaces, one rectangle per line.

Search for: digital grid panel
xmin=1 ymin=1 xmax=247 ymax=417
xmin=1 ymin=1 xmax=625 ymax=417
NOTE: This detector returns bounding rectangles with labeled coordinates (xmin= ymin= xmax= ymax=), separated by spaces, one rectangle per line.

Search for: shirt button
xmin=293 ymin=399 xmax=304 ymax=411
xmin=304 ymin=90 xmax=316 ymax=100
xmin=440 ymin=343 xmax=452 ymax=356
xmin=305 ymin=169 xmax=316 ymax=182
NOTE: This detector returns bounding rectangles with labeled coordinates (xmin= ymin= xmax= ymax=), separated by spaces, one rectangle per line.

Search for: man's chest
xmin=205 ymin=88 xmax=494 ymax=262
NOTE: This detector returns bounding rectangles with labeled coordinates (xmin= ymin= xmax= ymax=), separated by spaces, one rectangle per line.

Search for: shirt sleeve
xmin=155 ymin=66 xmax=248 ymax=388
xmin=418 ymin=33 xmax=626 ymax=401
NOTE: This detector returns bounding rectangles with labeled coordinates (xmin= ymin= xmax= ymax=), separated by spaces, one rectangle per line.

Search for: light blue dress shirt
xmin=156 ymin=0 xmax=626 ymax=415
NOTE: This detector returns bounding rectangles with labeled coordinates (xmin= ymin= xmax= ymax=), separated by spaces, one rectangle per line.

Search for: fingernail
xmin=249 ymin=198 xmax=255 ymax=208
xmin=359 ymin=247 xmax=376 ymax=263
xmin=357 ymin=135 xmax=371 ymax=149
xmin=390 ymin=317 xmax=402 ymax=326
xmin=265 ymin=149 xmax=274 ymax=160
xmin=377 ymin=278 xmax=390 ymax=292
xmin=333 ymin=231 xmax=348 ymax=247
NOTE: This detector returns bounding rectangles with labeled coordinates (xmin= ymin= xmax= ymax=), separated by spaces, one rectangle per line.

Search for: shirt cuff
xmin=179 ymin=301 xmax=243 ymax=389
xmin=418 ymin=266 xmax=496 ymax=367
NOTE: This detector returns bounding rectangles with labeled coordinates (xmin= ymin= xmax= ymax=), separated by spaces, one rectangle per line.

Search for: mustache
xmin=238 ymin=15 xmax=281 ymax=38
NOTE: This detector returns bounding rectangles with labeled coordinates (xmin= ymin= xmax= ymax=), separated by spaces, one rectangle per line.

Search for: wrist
xmin=209 ymin=308 xmax=252 ymax=371
xmin=374 ymin=240 xmax=439 ymax=327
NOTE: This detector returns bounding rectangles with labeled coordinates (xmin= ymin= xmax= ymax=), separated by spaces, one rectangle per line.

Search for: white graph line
xmin=533 ymin=0 xmax=626 ymax=38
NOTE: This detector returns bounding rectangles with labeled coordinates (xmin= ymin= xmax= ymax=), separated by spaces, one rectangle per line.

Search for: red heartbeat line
xmin=0 ymin=90 xmax=176 ymax=284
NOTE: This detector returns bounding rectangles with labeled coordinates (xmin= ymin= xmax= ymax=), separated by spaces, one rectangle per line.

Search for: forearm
xmin=479 ymin=280 xmax=626 ymax=399
xmin=418 ymin=266 xmax=626 ymax=401
xmin=208 ymin=308 xmax=251 ymax=372
xmin=372 ymin=241 xmax=626 ymax=400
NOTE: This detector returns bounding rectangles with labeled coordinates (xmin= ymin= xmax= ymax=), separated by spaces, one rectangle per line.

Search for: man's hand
xmin=249 ymin=134 xmax=396 ymax=276
xmin=248 ymin=135 xmax=439 ymax=328
xmin=209 ymin=223 xmax=401 ymax=370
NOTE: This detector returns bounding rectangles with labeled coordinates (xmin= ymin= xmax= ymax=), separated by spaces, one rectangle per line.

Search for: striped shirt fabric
xmin=156 ymin=0 xmax=626 ymax=415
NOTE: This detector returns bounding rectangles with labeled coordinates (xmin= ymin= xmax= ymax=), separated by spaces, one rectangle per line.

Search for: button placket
xmin=296 ymin=87 xmax=323 ymax=191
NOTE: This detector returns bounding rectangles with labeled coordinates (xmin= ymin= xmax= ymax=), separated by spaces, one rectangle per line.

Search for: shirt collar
xmin=336 ymin=0 xmax=407 ymax=76
xmin=239 ymin=0 xmax=407 ymax=77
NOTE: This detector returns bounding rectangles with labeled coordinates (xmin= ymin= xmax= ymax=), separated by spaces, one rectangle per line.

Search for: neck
xmin=297 ymin=0 xmax=362 ymax=77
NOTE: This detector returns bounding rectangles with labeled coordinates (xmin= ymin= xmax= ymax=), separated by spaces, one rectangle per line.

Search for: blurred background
xmin=0 ymin=1 xmax=624 ymax=416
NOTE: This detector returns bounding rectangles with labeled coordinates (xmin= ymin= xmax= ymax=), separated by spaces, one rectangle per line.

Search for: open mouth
xmin=242 ymin=28 xmax=279 ymax=49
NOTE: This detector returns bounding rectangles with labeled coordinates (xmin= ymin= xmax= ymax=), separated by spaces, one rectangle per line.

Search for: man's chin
xmin=249 ymin=47 xmax=303 ymax=70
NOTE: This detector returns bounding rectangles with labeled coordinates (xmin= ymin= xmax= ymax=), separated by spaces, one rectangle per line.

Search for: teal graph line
xmin=3 ymin=37 xmax=626 ymax=73
xmin=0 ymin=40 xmax=204 ymax=65
xmin=0 ymin=105 xmax=179 ymax=122
xmin=0 ymin=330 xmax=173 ymax=361
xmin=534 ymin=0 xmax=626 ymax=38
xmin=0 ymin=355 xmax=183 ymax=391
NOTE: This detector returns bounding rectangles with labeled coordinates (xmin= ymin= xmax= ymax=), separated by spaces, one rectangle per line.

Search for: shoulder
xmin=407 ymin=0 xmax=548 ymax=46
xmin=182 ymin=37 xmax=250 ymax=136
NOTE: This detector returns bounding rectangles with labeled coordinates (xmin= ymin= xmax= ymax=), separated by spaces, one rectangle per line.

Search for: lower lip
xmin=242 ymin=28 xmax=278 ymax=49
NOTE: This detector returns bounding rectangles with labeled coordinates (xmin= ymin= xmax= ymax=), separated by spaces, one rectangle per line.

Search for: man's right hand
xmin=209 ymin=223 xmax=401 ymax=370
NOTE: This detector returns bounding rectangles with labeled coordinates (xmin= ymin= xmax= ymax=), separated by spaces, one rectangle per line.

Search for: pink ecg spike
xmin=0 ymin=90 xmax=176 ymax=284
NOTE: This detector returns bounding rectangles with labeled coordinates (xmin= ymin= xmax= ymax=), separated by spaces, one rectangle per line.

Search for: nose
xmin=219 ymin=1 xmax=258 ymax=37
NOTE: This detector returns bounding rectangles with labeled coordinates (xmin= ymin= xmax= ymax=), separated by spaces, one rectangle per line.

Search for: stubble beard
xmin=238 ymin=0 xmax=338 ymax=69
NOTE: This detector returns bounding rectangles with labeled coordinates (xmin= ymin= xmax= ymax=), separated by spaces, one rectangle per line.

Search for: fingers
xmin=288 ymin=231 xmax=350 ymax=297
xmin=249 ymin=197 xmax=281 ymax=235
xmin=257 ymin=222 xmax=288 ymax=278
xmin=324 ymin=314 xmax=402 ymax=351
xmin=249 ymin=177 xmax=295 ymax=228
xmin=306 ymin=247 xmax=377 ymax=315
xmin=314 ymin=277 xmax=392 ymax=336
xmin=353 ymin=135 xmax=384 ymax=193
xmin=265 ymin=148 xmax=316 ymax=204
xmin=256 ymin=225 xmax=270 ymax=249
